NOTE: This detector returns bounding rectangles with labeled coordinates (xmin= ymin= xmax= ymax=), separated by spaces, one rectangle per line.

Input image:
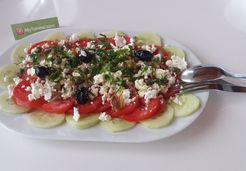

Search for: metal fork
xmin=174 ymin=79 xmax=246 ymax=94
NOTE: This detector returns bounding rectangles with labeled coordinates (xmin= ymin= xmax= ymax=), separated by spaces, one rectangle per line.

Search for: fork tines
xmin=173 ymin=81 xmax=213 ymax=94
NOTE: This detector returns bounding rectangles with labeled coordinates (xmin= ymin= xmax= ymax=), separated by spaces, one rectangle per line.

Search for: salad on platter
xmin=0 ymin=31 xmax=200 ymax=132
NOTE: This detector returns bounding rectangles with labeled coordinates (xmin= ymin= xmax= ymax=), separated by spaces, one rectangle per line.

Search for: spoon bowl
xmin=181 ymin=65 xmax=246 ymax=83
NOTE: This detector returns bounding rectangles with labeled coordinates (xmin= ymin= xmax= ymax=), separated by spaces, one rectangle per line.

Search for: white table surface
xmin=0 ymin=0 xmax=246 ymax=170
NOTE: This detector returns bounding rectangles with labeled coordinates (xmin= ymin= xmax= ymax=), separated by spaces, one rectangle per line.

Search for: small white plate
xmin=0 ymin=28 xmax=209 ymax=143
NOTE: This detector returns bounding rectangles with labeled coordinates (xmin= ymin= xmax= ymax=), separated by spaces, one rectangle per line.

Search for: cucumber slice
xmin=141 ymin=105 xmax=174 ymax=129
xmin=11 ymin=43 xmax=30 ymax=64
xmin=164 ymin=46 xmax=186 ymax=58
xmin=103 ymin=31 xmax=125 ymax=38
xmin=66 ymin=114 xmax=100 ymax=129
xmin=43 ymin=32 xmax=67 ymax=41
xmin=171 ymin=94 xmax=200 ymax=117
xmin=0 ymin=91 xmax=29 ymax=114
xmin=0 ymin=64 xmax=20 ymax=88
xmin=135 ymin=32 xmax=161 ymax=46
xmin=79 ymin=32 xmax=95 ymax=39
xmin=27 ymin=111 xmax=65 ymax=128
xmin=100 ymin=118 xmax=136 ymax=132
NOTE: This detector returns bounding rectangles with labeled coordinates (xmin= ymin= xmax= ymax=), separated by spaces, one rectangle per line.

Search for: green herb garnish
xmin=49 ymin=71 xmax=62 ymax=82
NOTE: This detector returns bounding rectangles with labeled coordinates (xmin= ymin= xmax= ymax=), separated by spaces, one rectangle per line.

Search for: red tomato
xmin=28 ymin=40 xmax=56 ymax=54
xmin=155 ymin=45 xmax=169 ymax=59
xmin=158 ymin=98 xmax=167 ymax=113
xmin=95 ymin=101 xmax=111 ymax=112
xmin=12 ymin=80 xmax=46 ymax=109
xmin=121 ymin=98 xmax=161 ymax=122
xmin=106 ymin=97 xmax=140 ymax=117
xmin=41 ymin=99 xmax=74 ymax=113
xmin=74 ymin=39 xmax=91 ymax=48
xmin=77 ymin=96 xmax=102 ymax=115
xmin=162 ymin=49 xmax=169 ymax=60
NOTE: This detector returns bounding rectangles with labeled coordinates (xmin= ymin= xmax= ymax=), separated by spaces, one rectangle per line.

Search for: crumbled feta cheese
xmin=113 ymin=34 xmax=126 ymax=48
xmin=101 ymin=94 xmax=108 ymax=104
xmin=93 ymin=74 xmax=105 ymax=84
xmin=27 ymin=79 xmax=54 ymax=101
xmin=108 ymin=84 xmax=119 ymax=94
xmin=155 ymin=69 xmax=169 ymax=79
xmin=43 ymin=85 xmax=52 ymax=101
xmin=86 ymin=41 xmax=95 ymax=49
xmin=69 ymin=33 xmax=80 ymax=42
xmin=47 ymin=61 xmax=53 ymax=67
xmin=130 ymin=38 xmax=134 ymax=45
xmin=62 ymin=68 xmax=69 ymax=77
xmin=72 ymin=71 xmax=80 ymax=77
xmin=47 ymin=54 xmax=53 ymax=59
xmin=80 ymin=50 xmax=87 ymax=56
xmin=30 ymin=47 xmax=37 ymax=54
xmin=90 ymin=85 xmax=99 ymax=97
xmin=7 ymin=84 xmax=14 ymax=98
xmin=168 ymin=76 xmax=176 ymax=85
xmin=144 ymin=89 xmax=158 ymax=104
xmin=135 ymin=79 xmax=148 ymax=91
xmin=152 ymin=83 xmax=161 ymax=91
xmin=99 ymin=84 xmax=109 ymax=95
xmin=141 ymin=44 xmax=157 ymax=53
xmin=58 ymin=40 xmax=65 ymax=46
xmin=136 ymin=61 xmax=145 ymax=67
xmin=144 ymin=66 xmax=152 ymax=79
xmin=113 ymin=71 xmax=122 ymax=79
xmin=27 ymin=67 xmax=35 ymax=76
xmin=27 ymin=94 xmax=35 ymax=101
xmin=98 ymin=112 xmax=112 ymax=121
xmin=25 ymin=86 xmax=31 ymax=91
xmin=73 ymin=107 xmax=80 ymax=122
xmin=61 ymin=80 xmax=74 ymax=99
xmin=122 ymin=89 xmax=131 ymax=104
xmin=40 ymin=59 xmax=46 ymax=66
xmin=41 ymin=43 xmax=50 ymax=48
xmin=13 ymin=77 xmax=22 ymax=85
xmin=28 ymin=82 xmax=43 ymax=101
xmin=118 ymin=62 xmax=124 ymax=67
xmin=165 ymin=56 xmax=187 ymax=71
xmin=135 ymin=65 xmax=152 ymax=79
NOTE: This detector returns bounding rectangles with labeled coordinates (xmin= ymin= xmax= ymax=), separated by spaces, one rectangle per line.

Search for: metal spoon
xmin=181 ymin=65 xmax=246 ymax=83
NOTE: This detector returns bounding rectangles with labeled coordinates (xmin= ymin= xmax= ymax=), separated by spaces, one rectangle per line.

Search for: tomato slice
xmin=95 ymin=101 xmax=111 ymax=112
xmin=12 ymin=80 xmax=46 ymax=109
xmin=121 ymin=98 xmax=161 ymax=122
xmin=77 ymin=96 xmax=102 ymax=115
xmin=158 ymin=98 xmax=167 ymax=113
xmin=28 ymin=40 xmax=56 ymax=54
xmin=41 ymin=99 xmax=74 ymax=113
xmin=106 ymin=97 xmax=140 ymax=117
